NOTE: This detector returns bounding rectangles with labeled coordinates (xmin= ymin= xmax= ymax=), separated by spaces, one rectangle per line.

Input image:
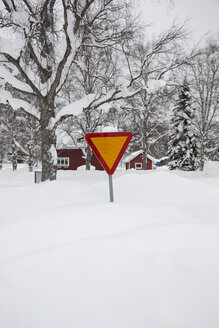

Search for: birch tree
xmin=0 ymin=103 xmax=40 ymax=171
xmin=120 ymin=27 xmax=188 ymax=168
xmin=58 ymin=39 xmax=120 ymax=169
xmin=0 ymin=0 xmax=135 ymax=181
xmin=189 ymin=39 xmax=219 ymax=171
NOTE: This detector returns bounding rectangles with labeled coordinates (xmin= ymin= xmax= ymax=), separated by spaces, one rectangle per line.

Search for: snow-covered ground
xmin=0 ymin=162 xmax=219 ymax=328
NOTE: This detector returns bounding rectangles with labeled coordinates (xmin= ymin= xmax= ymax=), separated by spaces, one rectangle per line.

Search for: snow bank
xmin=77 ymin=164 xmax=96 ymax=171
xmin=0 ymin=165 xmax=219 ymax=328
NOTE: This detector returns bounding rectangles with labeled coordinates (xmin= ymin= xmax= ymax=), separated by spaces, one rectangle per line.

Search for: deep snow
xmin=0 ymin=163 xmax=219 ymax=328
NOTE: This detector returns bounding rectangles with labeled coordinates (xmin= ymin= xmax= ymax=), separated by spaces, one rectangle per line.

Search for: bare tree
xmin=189 ymin=38 xmax=219 ymax=171
xmin=0 ymin=103 xmax=40 ymax=171
xmin=0 ymin=0 xmax=135 ymax=181
xmin=58 ymin=34 xmax=121 ymax=169
xmin=119 ymin=26 xmax=188 ymax=168
xmin=0 ymin=104 xmax=22 ymax=170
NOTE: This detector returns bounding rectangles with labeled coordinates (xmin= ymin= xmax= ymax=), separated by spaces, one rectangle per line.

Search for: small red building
xmin=123 ymin=150 xmax=157 ymax=170
xmin=56 ymin=148 xmax=104 ymax=171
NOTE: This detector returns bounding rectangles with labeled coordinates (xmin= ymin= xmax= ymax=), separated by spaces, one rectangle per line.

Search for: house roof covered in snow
xmin=123 ymin=150 xmax=158 ymax=163
xmin=158 ymin=156 xmax=169 ymax=161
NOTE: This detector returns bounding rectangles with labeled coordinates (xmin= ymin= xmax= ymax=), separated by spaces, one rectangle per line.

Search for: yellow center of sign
xmin=90 ymin=136 xmax=128 ymax=169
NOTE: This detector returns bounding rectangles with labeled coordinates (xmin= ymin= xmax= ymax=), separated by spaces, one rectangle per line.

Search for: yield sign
xmin=85 ymin=132 xmax=132 ymax=175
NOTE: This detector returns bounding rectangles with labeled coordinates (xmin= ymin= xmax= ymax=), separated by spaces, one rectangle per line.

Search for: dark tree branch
xmin=48 ymin=0 xmax=72 ymax=100
xmin=1 ymin=52 xmax=43 ymax=101
xmin=23 ymin=0 xmax=34 ymax=14
xmin=2 ymin=0 xmax=12 ymax=12
xmin=52 ymin=114 xmax=73 ymax=135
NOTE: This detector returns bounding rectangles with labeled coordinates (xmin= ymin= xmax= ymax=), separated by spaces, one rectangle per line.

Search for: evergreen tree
xmin=168 ymin=80 xmax=199 ymax=171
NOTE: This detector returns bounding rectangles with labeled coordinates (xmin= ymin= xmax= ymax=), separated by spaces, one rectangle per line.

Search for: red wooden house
xmin=56 ymin=148 xmax=104 ymax=171
xmin=123 ymin=150 xmax=157 ymax=170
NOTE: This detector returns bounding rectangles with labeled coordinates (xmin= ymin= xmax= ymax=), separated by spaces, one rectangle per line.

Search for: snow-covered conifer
xmin=168 ymin=80 xmax=199 ymax=171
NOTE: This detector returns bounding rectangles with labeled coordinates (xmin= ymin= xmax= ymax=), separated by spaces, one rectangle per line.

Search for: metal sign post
xmin=108 ymin=174 xmax=114 ymax=202
xmin=85 ymin=132 xmax=132 ymax=202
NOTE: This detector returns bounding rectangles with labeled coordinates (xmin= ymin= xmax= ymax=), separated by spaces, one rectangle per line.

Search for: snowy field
xmin=0 ymin=162 xmax=219 ymax=328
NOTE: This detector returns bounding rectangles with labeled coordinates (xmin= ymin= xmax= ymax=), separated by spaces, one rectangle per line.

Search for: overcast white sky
xmin=0 ymin=0 xmax=218 ymax=43
xmin=136 ymin=0 xmax=219 ymax=42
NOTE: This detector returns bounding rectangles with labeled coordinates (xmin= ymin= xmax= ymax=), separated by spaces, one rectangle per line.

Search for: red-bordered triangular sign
xmin=85 ymin=132 xmax=132 ymax=175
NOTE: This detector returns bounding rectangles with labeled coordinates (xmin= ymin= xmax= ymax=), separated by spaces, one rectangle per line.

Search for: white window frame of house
xmin=57 ymin=157 xmax=69 ymax=168
xmin=135 ymin=163 xmax=142 ymax=170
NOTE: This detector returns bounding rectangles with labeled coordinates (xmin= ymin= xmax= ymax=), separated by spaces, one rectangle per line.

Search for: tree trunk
xmin=142 ymin=149 xmax=147 ymax=170
xmin=28 ymin=152 xmax=34 ymax=172
xmin=11 ymin=142 xmax=17 ymax=171
xmin=199 ymin=137 xmax=205 ymax=171
xmin=85 ymin=146 xmax=92 ymax=170
xmin=142 ymin=132 xmax=148 ymax=170
xmin=40 ymin=103 xmax=57 ymax=181
xmin=0 ymin=158 xmax=2 ymax=170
